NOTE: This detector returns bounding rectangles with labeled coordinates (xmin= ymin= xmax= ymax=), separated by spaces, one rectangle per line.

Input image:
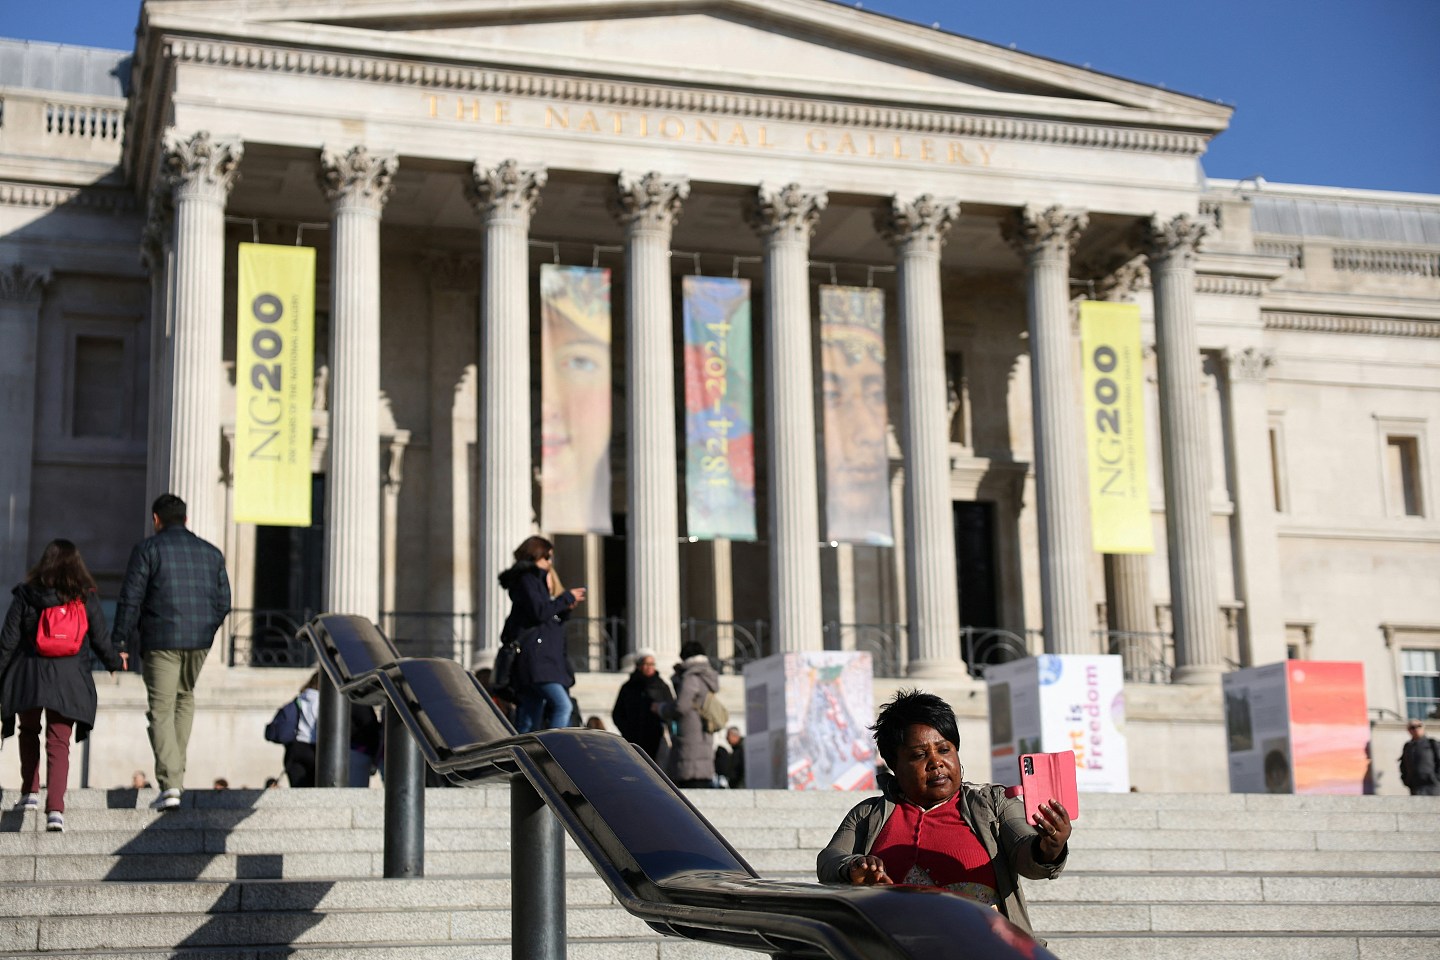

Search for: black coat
xmin=497 ymin=562 xmax=575 ymax=690
xmin=612 ymin=669 xmax=673 ymax=759
xmin=0 ymin=584 xmax=123 ymax=741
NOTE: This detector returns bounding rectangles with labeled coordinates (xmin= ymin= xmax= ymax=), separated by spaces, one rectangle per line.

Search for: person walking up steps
xmin=112 ymin=494 xmax=231 ymax=811
xmin=0 ymin=540 xmax=124 ymax=833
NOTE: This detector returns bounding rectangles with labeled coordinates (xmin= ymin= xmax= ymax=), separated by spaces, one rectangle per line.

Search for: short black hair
xmin=152 ymin=493 xmax=187 ymax=527
xmin=679 ymin=640 xmax=707 ymax=660
xmin=871 ymin=689 xmax=960 ymax=770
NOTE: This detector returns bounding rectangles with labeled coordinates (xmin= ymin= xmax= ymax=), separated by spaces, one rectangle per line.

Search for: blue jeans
xmin=516 ymin=683 xmax=572 ymax=732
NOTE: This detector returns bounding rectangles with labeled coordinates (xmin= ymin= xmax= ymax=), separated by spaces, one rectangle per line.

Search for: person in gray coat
xmin=0 ymin=540 xmax=124 ymax=832
xmin=663 ymin=641 xmax=719 ymax=787
xmin=816 ymin=689 xmax=1072 ymax=941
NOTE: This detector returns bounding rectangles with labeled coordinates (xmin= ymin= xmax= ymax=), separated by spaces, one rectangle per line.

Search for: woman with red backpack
xmin=0 ymin=540 xmax=124 ymax=832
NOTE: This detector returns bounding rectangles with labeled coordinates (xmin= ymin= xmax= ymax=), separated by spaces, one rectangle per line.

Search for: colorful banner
xmin=683 ymin=276 xmax=756 ymax=540
xmin=234 ymin=243 xmax=315 ymax=526
xmin=819 ymin=286 xmax=893 ymax=546
xmin=741 ymin=651 xmax=875 ymax=791
xmin=1080 ymin=300 xmax=1153 ymax=553
xmin=539 ymin=264 xmax=612 ymax=535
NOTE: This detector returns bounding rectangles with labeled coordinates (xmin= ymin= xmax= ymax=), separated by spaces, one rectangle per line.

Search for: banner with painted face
xmin=819 ymin=286 xmax=893 ymax=546
xmin=682 ymin=276 xmax=756 ymax=540
xmin=540 ymin=264 xmax=612 ymax=535
xmin=234 ymin=243 xmax=315 ymax=526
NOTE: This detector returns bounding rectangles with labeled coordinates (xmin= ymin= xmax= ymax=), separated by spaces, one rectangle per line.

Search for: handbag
xmin=264 ymin=698 xmax=301 ymax=745
xmin=491 ymin=625 xmax=541 ymax=692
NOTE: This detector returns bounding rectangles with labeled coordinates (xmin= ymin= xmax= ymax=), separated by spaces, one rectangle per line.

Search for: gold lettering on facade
xmin=495 ymin=101 xmax=511 ymax=125
xmin=545 ymin=106 xmax=570 ymax=129
xmin=891 ymin=136 xmax=909 ymax=160
xmin=578 ymin=110 xmax=601 ymax=132
xmin=835 ymin=133 xmax=858 ymax=155
xmin=660 ymin=116 xmax=685 ymax=139
xmin=947 ymin=142 xmax=970 ymax=165
xmin=919 ymin=139 xmax=935 ymax=162
xmin=865 ymin=134 xmax=879 ymax=157
xmin=608 ymin=111 xmax=628 ymax=134
xmin=726 ymin=123 xmax=749 ymax=146
xmin=757 ymin=125 xmax=776 ymax=149
xmin=806 ymin=130 xmax=827 ymax=153
xmin=639 ymin=115 xmax=650 ymax=137
xmin=975 ymin=144 xmax=994 ymax=166
xmin=427 ymin=95 xmax=439 ymax=119
xmin=695 ymin=119 xmax=719 ymax=143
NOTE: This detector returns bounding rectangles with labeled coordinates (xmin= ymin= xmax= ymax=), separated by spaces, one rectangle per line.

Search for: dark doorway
xmin=954 ymin=500 xmax=999 ymax=630
xmin=603 ymin=512 xmax=628 ymax=656
xmin=249 ymin=474 xmax=325 ymax=665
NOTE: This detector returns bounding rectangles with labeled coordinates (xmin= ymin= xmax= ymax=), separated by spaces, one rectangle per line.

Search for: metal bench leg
xmin=382 ymin=705 xmax=425 ymax=878
xmin=513 ymin=775 xmax=566 ymax=960
xmin=318 ymin=671 xmax=350 ymax=787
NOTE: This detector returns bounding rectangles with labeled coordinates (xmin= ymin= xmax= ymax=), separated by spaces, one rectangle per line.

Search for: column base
xmin=1171 ymin=663 xmax=1226 ymax=685
xmin=905 ymin=658 xmax=974 ymax=682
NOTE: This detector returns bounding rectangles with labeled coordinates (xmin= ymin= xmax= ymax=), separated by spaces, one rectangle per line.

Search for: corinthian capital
xmin=749 ymin=183 xmax=827 ymax=243
xmin=1003 ymin=204 xmax=1088 ymax=262
xmin=1094 ymin=256 xmax=1149 ymax=302
xmin=0 ymin=264 xmax=51 ymax=303
xmin=468 ymin=160 xmax=547 ymax=223
xmin=1142 ymin=213 xmax=1208 ymax=270
xmin=879 ymin=195 xmax=959 ymax=255
xmin=1223 ymin=346 xmax=1274 ymax=383
xmin=319 ymin=145 xmax=398 ymax=211
xmin=612 ymin=171 xmax=689 ymax=234
xmin=162 ymin=131 xmax=243 ymax=200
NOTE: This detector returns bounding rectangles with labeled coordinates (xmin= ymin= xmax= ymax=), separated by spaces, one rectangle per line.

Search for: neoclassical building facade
xmin=3 ymin=1 xmax=1439 ymax=787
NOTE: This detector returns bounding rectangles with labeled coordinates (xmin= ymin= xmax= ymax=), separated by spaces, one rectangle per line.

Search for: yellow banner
xmin=1080 ymin=301 xmax=1152 ymax=554
xmin=234 ymin=243 xmax=315 ymax=526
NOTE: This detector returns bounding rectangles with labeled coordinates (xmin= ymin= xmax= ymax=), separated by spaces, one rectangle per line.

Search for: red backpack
xmin=36 ymin=598 xmax=88 ymax=658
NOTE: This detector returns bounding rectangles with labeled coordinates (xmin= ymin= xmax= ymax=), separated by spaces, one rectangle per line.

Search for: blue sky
xmin=7 ymin=0 xmax=1438 ymax=194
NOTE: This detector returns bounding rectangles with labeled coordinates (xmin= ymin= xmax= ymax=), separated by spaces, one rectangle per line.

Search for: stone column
xmin=1144 ymin=214 xmax=1222 ymax=682
xmin=470 ymin=161 xmax=547 ymax=655
xmin=1223 ymin=346 xmax=1286 ymax=666
xmin=880 ymin=195 xmax=965 ymax=678
xmin=749 ymin=184 xmax=827 ymax=653
xmin=381 ymin=430 xmax=411 ymax=648
xmin=1096 ymin=259 xmax=1157 ymax=676
xmin=613 ymin=172 xmax=689 ymax=664
xmin=141 ymin=191 xmax=175 ymax=528
xmin=1003 ymin=205 xmax=1092 ymax=654
xmin=162 ymin=131 xmax=242 ymax=546
xmin=0 ymin=265 xmax=50 ymax=585
xmin=319 ymin=146 xmax=396 ymax=622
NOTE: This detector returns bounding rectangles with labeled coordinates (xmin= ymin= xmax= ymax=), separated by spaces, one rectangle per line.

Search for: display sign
xmin=742 ymin=651 xmax=875 ymax=791
xmin=1223 ymin=660 xmax=1368 ymax=794
xmin=1079 ymin=300 xmax=1152 ymax=554
xmin=234 ymin=243 xmax=315 ymax=526
xmin=987 ymin=655 xmax=1130 ymax=794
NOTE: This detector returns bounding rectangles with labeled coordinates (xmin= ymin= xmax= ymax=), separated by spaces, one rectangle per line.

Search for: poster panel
xmin=743 ymin=651 xmax=875 ymax=790
xmin=1036 ymin=655 xmax=1130 ymax=793
xmin=987 ymin=658 xmax=1041 ymax=785
xmin=682 ymin=276 xmax=756 ymax=540
xmin=1288 ymin=661 xmax=1368 ymax=794
xmin=539 ymin=264 xmax=612 ymax=534
xmin=819 ymin=285 xmax=893 ymax=546
xmin=1223 ymin=663 xmax=1292 ymax=793
xmin=234 ymin=243 xmax=315 ymax=526
xmin=1079 ymin=301 xmax=1153 ymax=554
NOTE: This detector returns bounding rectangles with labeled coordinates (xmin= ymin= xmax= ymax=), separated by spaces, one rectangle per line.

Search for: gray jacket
xmin=816 ymin=774 xmax=1066 ymax=937
xmin=664 ymin=654 xmax=719 ymax=782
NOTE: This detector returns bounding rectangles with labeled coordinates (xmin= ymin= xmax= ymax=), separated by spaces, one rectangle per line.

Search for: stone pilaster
xmin=319 ymin=145 xmax=396 ymax=622
xmin=749 ymin=183 xmax=827 ymax=653
xmin=470 ymin=160 xmax=547 ymax=655
xmin=1003 ymin=205 xmax=1092 ymax=654
xmin=880 ymin=195 xmax=965 ymax=678
xmin=1223 ymin=346 xmax=1286 ymax=667
xmin=613 ymin=172 xmax=689 ymax=664
xmin=0 ymin=265 xmax=50 ymax=585
xmin=162 ymin=131 xmax=242 ymax=546
xmin=1144 ymin=214 xmax=1222 ymax=682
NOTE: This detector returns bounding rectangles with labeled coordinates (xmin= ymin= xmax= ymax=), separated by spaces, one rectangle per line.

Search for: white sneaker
xmin=150 ymin=788 xmax=181 ymax=811
xmin=18 ymin=793 xmax=39 ymax=812
xmin=46 ymin=812 xmax=63 ymax=833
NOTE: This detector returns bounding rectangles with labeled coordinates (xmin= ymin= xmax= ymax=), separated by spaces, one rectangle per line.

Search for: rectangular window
xmin=72 ymin=335 xmax=126 ymax=438
xmin=1386 ymin=436 xmax=1423 ymax=517
xmin=1402 ymin=648 xmax=1440 ymax=721
xmin=945 ymin=350 xmax=966 ymax=445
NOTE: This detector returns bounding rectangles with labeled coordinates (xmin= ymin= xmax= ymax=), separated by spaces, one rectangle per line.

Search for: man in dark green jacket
xmin=112 ymin=494 xmax=231 ymax=809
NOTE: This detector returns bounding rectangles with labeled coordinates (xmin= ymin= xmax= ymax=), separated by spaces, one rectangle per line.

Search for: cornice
xmin=157 ymin=37 xmax=1211 ymax=157
xmin=0 ymin=182 xmax=140 ymax=213
xmin=1263 ymin=312 xmax=1440 ymax=339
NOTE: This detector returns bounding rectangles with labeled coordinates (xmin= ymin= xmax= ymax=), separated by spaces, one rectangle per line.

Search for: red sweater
xmin=871 ymin=793 xmax=999 ymax=906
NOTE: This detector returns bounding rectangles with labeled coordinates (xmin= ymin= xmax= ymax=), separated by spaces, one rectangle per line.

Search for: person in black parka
xmin=611 ymin=650 xmax=673 ymax=760
xmin=0 ymin=540 xmax=124 ymax=829
xmin=497 ymin=536 xmax=587 ymax=733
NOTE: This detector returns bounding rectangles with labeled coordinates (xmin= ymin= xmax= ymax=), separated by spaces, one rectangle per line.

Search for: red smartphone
xmin=1019 ymin=751 xmax=1080 ymax=823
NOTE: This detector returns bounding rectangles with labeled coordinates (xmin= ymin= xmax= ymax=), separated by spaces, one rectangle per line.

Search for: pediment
xmin=143 ymin=0 xmax=1231 ymax=133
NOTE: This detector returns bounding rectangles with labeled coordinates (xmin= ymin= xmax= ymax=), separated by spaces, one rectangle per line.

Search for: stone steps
xmin=0 ymin=788 xmax=1434 ymax=958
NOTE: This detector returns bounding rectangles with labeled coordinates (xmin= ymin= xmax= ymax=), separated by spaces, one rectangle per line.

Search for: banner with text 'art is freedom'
xmin=683 ymin=276 xmax=756 ymax=540
xmin=1080 ymin=300 xmax=1153 ymax=554
xmin=234 ymin=243 xmax=314 ymax=526
xmin=819 ymin=285 xmax=893 ymax=547
xmin=539 ymin=264 xmax=613 ymax=535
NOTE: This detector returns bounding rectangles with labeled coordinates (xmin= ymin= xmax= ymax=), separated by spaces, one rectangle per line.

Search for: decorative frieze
xmin=158 ymin=38 xmax=1209 ymax=156
xmin=1263 ymin=312 xmax=1440 ymax=338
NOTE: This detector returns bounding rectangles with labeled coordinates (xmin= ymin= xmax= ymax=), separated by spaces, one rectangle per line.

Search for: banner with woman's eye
xmin=683 ymin=276 xmax=756 ymax=541
xmin=539 ymin=264 xmax=613 ymax=535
